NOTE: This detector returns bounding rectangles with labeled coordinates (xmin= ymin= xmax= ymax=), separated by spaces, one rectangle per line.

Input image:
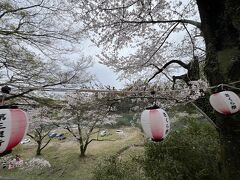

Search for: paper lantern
xmin=209 ymin=91 xmax=240 ymax=115
xmin=141 ymin=107 xmax=170 ymax=142
xmin=0 ymin=107 xmax=29 ymax=153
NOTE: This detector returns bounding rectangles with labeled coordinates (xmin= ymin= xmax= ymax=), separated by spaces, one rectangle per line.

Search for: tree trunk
xmin=80 ymin=144 xmax=86 ymax=157
xmin=217 ymin=114 xmax=240 ymax=179
xmin=197 ymin=0 xmax=240 ymax=179
xmin=79 ymin=136 xmax=87 ymax=158
xmin=36 ymin=141 xmax=41 ymax=156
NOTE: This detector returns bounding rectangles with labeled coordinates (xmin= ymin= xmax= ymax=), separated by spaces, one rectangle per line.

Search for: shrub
xmin=93 ymin=155 xmax=145 ymax=180
xmin=144 ymin=118 xmax=220 ymax=180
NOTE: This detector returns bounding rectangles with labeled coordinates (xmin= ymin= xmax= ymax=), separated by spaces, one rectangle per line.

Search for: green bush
xmin=144 ymin=118 xmax=220 ymax=180
xmin=93 ymin=155 xmax=145 ymax=180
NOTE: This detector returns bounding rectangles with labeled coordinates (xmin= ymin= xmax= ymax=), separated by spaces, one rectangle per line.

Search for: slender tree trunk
xmin=80 ymin=144 xmax=86 ymax=157
xmin=79 ymin=136 xmax=86 ymax=158
xmin=197 ymin=0 xmax=240 ymax=178
xmin=36 ymin=141 xmax=41 ymax=156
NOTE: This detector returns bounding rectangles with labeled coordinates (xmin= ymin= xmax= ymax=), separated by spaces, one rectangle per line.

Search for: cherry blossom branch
xmin=142 ymin=22 xmax=180 ymax=66
xmin=100 ymin=0 xmax=139 ymax=11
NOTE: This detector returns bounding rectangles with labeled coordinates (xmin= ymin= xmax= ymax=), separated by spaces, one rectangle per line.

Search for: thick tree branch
xmin=42 ymin=130 xmax=52 ymax=140
xmin=40 ymin=138 xmax=52 ymax=151
xmin=65 ymin=126 xmax=79 ymax=141
xmin=36 ymin=128 xmax=42 ymax=140
xmin=120 ymin=19 xmax=201 ymax=29
xmin=4 ymin=72 xmax=78 ymax=101
xmin=27 ymin=133 xmax=35 ymax=139
xmin=149 ymin=64 xmax=173 ymax=82
xmin=148 ymin=60 xmax=189 ymax=82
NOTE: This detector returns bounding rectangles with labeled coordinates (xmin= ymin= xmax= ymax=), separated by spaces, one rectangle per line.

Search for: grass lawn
xmin=0 ymin=127 xmax=144 ymax=180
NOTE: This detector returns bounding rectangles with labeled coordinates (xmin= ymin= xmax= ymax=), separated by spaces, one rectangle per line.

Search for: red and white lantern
xmin=141 ymin=107 xmax=170 ymax=142
xmin=209 ymin=91 xmax=240 ymax=115
xmin=0 ymin=108 xmax=29 ymax=153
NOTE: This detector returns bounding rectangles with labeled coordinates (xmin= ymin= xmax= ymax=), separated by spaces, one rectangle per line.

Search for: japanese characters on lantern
xmin=209 ymin=91 xmax=240 ymax=115
xmin=0 ymin=107 xmax=29 ymax=154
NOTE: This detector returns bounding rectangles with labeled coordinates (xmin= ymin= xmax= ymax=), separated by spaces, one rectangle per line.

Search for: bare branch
xmin=65 ymin=126 xmax=79 ymax=141
xmin=4 ymin=72 xmax=79 ymax=101
xmin=27 ymin=133 xmax=35 ymax=139
xmin=142 ymin=22 xmax=180 ymax=66
xmin=182 ymin=22 xmax=195 ymax=57
xmin=40 ymin=138 xmax=52 ymax=151
xmin=0 ymin=0 xmax=44 ymax=19
xmin=120 ymin=19 xmax=201 ymax=29
xmin=149 ymin=64 xmax=173 ymax=82
xmin=148 ymin=60 xmax=189 ymax=82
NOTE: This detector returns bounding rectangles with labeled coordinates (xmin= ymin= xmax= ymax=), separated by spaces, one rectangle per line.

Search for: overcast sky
xmin=79 ymin=39 xmax=124 ymax=89
xmin=89 ymin=63 xmax=124 ymax=89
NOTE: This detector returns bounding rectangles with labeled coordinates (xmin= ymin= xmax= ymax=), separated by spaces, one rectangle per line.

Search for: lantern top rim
xmin=0 ymin=105 xmax=18 ymax=109
xmin=146 ymin=104 xmax=160 ymax=110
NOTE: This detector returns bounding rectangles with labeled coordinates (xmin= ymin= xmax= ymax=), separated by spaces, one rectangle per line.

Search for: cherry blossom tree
xmin=0 ymin=0 xmax=92 ymax=101
xmin=27 ymin=107 xmax=57 ymax=156
xmin=72 ymin=0 xmax=240 ymax=178
xmin=58 ymin=92 xmax=113 ymax=157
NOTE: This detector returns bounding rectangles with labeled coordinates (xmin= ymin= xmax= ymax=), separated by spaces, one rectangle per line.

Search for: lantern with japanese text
xmin=0 ymin=106 xmax=29 ymax=154
xmin=209 ymin=91 xmax=240 ymax=115
xmin=141 ymin=106 xmax=170 ymax=142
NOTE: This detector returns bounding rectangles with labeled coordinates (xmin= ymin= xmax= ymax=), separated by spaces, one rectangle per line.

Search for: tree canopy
xmin=72 ymin=0 xmax=204 ymax=82
xmin=0 ymin=0 xmax=92 ymax=101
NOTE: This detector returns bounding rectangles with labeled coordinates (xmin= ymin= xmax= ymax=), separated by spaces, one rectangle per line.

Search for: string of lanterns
xmin=140 ymin=82 xmax=240 ymax=142
xmin=2 ymin=80 xmax=239 ymax=97
xmin=0 ymin=81 xmax=239 ymax=154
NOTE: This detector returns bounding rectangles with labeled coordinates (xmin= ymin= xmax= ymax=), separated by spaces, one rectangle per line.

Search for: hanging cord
xmin=219 ymin=84 xmax=240 ymax=91
xmin=208 ymin=80 xmax=240 ymax=91
xmin=229 ymin=80 xmax=240 ymax=85
xmin=190 ymin=102 xmax=218 ymax=129
xmin=150 ymin=90 xmax=157 ymax=105
xmin=1 ymin=94 xmax=5 ymax=105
